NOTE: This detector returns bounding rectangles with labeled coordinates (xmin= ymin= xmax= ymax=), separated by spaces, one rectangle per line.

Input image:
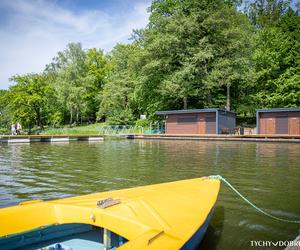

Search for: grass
xmin=0 ymin=124 xmax=101 ymax=136
xmin=41 ymin=124 xmax=102 ymax=135
xmin=1 ymin=123 xmax=152 ymax=136
xmin=40 ymin=123 xmax=145 ymax=135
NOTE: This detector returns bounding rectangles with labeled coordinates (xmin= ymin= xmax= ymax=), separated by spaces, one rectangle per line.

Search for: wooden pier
xmin=0 ymin=135 xmax=104 ymax=143
xmin=128 ymin=134 xmax=300 ymax=143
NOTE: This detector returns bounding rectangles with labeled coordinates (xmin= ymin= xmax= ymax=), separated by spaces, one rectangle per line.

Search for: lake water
xmin=0 ymin=139 xmax=299 ymax=249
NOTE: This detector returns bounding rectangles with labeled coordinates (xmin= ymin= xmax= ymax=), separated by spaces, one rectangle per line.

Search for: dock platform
xmin=2 ymin=134 xmax=299 ymax=143
xmin=0 ymin=135 xmax=104 ymax=143
xmin=128 ymin=134 xmax=300 ymax=143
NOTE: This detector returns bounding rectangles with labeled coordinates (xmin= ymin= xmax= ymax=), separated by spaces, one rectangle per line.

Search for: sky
xmin=0 ymin=0 xmax=151 ymax=89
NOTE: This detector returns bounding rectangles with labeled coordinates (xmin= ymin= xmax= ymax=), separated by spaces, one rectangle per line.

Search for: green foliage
xmin=252 ymin=7 xmax=300 ymax=108
xmin=48 ymin=43 xmax=89 ymax=125
xmin=49 ymin=111 xmax=63 ymax=127
xmin=205 ymin=6 xmax=255 ymax=111
xmin=0 ymin=90 xmax=12 ymax=131
xmin=135 ymin=0 xmax=256 ymax=113
xmin=46 ymin=43 xmax=110 ymax=124
xmin=135 ymin=118 xmax=151 ymax=128
xmin=41 ymin=123 xmax=102 ymax=135
xmin=97 ymin=44 xmax=142 ymax=124
xmin=246 ymin=0 xmax=291 ymax=27
xmin=84 ymin=48 xmax=112 ymax=121
xmin=7 ymin=74 xmax=52 ymax=130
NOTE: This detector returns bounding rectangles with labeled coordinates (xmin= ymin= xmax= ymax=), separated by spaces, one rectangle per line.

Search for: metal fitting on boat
xmin=90 ymin=213 xmax=96 ymax=222
xmin=97 ymin=197 xmax=121 ymax=209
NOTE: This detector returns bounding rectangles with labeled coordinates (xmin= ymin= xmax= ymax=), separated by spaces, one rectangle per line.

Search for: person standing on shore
xmin=11 ymin=124 xmax=16 ymax=135
xmin=16 ymin=122 xmax=22 ymax=135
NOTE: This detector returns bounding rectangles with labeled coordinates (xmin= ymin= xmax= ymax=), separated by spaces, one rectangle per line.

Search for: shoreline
xmin=128 ymin=134 xmax=300 ymax=143
xmin=0 ymin=135 xmax=104 ymax=143
xmin=1 ymin=134 xmax=300 ymax=143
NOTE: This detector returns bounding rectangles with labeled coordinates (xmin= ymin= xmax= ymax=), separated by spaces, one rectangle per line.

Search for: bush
xmin=105 ymin=110 xmax=136 ymax=125
xmin=135 ymin=118 xmax=151 ymax=128
xmin=0 ymin=127 xmax=9 ymax=135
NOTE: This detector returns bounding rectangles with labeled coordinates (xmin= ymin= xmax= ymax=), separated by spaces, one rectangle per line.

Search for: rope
xmin=208 ymin=175 xmax=300 ymax=224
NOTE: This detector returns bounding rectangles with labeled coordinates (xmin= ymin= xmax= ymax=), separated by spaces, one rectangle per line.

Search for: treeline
xmin=0 ymin=0 xmax=299 ymax=131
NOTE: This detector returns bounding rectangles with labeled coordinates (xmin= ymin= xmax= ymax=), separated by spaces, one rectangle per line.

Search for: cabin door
xmin=289 ymin=117 xmax=300 ymax=135
xmin=198 ymin=114 xmax=205 ymax=134
xmin=265 ymin=118 xmax=276 ymax=134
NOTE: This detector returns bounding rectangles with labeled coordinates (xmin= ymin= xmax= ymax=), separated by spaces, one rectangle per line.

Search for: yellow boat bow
xmin=0 ymin=177 xmax=220 ymax=250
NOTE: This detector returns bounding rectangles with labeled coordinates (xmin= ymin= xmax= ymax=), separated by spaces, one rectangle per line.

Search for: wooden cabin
xmin=256 ymin=108 xmax=300 ymax=135
xmin=156 ymin=109 xmax=236 ymax=135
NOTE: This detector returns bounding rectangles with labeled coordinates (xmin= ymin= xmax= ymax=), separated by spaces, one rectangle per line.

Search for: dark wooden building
xmin=256 ymin=108 xmax=300 ymax=135
xmin=156 ymin=109 xmax=236 ymax=134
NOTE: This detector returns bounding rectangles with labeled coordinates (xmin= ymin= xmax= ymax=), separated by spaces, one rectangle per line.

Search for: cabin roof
xmin=256 ymin=108 xmax=300 ymax=113
xmin=156 ymin=108 xmax=236 ymax=115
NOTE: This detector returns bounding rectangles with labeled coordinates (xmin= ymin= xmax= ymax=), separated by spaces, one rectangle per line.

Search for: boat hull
xmin=181 ymin=206 xmax=215 ymax=249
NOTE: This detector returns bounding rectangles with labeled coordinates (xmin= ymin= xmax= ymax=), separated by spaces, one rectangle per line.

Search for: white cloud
xmin=0 ymin=0 xmax=150 ymax=89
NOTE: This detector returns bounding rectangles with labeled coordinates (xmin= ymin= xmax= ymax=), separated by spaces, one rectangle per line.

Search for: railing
xmin=98 ymin=124 xmax=165 ymax=135
xmin=221 ymin=127 xmax=255 ymax=135
xmin=221 ymin=128 xmax=240 ymax=135
xmin=97 ymin=125 xmax=144 ymax=135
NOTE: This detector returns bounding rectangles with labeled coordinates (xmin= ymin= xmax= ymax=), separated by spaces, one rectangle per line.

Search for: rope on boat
xmin=208 ymin=175 xmax=300 ymax=224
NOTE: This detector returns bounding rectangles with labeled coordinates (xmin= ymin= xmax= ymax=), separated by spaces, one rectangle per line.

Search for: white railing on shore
xmin=97 ymin=125 xmax=144 ymax=135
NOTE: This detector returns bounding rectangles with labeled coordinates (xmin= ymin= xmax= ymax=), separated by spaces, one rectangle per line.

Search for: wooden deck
xmin=129 ymin=134 xmax=300 ymax=143
xmin=0 ymin=135 xmax=104 ymax=143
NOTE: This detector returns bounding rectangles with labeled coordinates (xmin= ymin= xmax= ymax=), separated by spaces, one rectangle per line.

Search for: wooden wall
xmin=258 ymin=112 xmax=300 ymax=135
xmin=165 ymin=113 xmax=216 ymax=134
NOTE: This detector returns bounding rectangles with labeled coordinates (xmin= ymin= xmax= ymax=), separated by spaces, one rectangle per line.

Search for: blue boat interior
xmin=0 ymin=223 xmax=128 ymax=250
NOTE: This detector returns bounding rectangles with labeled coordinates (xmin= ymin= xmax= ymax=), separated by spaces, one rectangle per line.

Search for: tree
xmin=8 ymin=74 xmax=52 ymax=131
xmin=46 ymin=43 xmax=111 ymax=125
xmin=135 ymin=0 xmax=254 ymax=114
xmin=205 ymin=6 xmax=254 ymax=111
xmin=98 ymin=44 xmax=141 ymax=124
xmin=85 ymin=48 xmax=111 ymax=122
xmin=46 ymin=43 xmax=90 ymax=125
xmin=246 ymin=0 xmax=291 ymax=27
xmin=0 ymin=90 xmax=12 ymax=131
xmin=251 ymin=7 xmax=300 ymax=107
xmin=137 ymin=0 xmax=218 ymax=112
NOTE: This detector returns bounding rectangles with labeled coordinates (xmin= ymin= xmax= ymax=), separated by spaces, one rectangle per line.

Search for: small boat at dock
xmin=0 ymin=177 xmax=220 ymax=250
